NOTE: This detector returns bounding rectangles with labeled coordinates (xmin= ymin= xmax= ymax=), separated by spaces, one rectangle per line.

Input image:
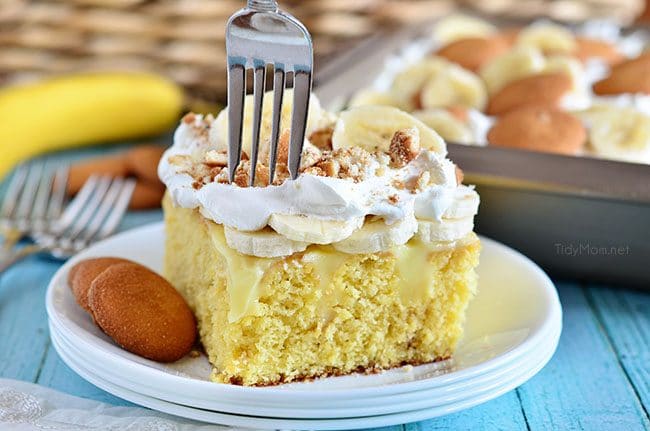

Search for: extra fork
xmin=0 ymin=175 xmax=135 ymax=274
xmin=226 ymin=0 xmax=313 ymax=185
xmin=0 ymin=162 xmax=68 ymax=247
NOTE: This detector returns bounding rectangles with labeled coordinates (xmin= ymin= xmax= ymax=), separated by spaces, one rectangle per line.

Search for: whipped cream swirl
xmin=159 ymin=114 xmax=472 ymax=234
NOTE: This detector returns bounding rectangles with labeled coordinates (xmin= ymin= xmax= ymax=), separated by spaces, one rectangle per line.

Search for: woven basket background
xmin=0 ymin=0 xmax=642 ymax=107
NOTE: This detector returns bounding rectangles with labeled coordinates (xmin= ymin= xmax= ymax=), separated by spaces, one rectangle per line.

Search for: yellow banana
xmin=0 ymin=72 xmax=183 ymax=178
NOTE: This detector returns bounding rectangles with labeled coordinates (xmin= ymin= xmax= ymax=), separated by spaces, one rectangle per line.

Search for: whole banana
xmin=0 ymin=72 xmax=183 ymax=178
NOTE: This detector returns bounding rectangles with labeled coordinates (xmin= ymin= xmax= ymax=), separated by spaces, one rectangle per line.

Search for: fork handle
xmin=247 ymin=0 xmax=278 ymax=11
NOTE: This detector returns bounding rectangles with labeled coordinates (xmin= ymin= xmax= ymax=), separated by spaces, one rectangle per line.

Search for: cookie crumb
xmin=233 ymin=162 xmax=250 ymax=187
xmin=318 ymin=159 xmax=340 ymax=177
xmin=276 ymin=129 xmax=291 ymax=164
xmin=168 ymin=154 xmax=191 ymax=168
xmin=300 ymin=144 xmax=323 ymax=169
xmin=308 ymin=127 xmax=334 ymax=151
xmin=392 ymin=179 xmax=406 ymax=190
xmin=455 ymin=165 xmax=464 ymax=184
xmin=182 ymin=112 xmax=196 ymax=124
xmin=414 ymin=171 xmax=431 ymax=192
xmin=389 ymin=128 xmax=420 ymax=168
xmin=205 ymin=150 xmax=228 ymax=167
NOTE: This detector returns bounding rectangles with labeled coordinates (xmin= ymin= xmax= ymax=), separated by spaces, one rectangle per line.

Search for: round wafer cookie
xmin=68 ymin=257 xmax=132 ymax=313
xmin=436 ymin=36 xmax=509 ymax=73
xmin=486 ymin=72 xmax=573 ymax=115
xmin=487 ymin=105 xmax=586 ymax=155
xmin=574 ymin=37 xmax=623 ymax=65
xmin=88 ymin=262 xmax=197 ymax=362
xmin=593 ymin=53 xmax=650 ymax=95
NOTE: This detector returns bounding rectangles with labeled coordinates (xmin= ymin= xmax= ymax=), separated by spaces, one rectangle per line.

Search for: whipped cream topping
xmin=466 ymin=109 xmax=492 ymax=145
xmin=159 ymin=114 xmax=465 ymax=233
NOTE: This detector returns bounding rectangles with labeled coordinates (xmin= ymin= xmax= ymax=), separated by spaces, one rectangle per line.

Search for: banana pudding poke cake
xmin=158 ymin=94 xmax=481 ymax=386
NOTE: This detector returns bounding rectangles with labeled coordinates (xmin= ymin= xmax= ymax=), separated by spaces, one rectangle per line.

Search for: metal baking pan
xmin=448 ymin=144 xmax=650 ymax=287
xmin=314 ymin=21 xmax=650 ymax=287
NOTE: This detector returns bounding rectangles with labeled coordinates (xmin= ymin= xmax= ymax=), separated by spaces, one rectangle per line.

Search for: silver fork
xmin=226 ymin=0 xmax=313 ymax=185
xmin=0 ymin=176 xmax=135 ymax=274
xmin=0 ymin=162 xmax=69 ymax=247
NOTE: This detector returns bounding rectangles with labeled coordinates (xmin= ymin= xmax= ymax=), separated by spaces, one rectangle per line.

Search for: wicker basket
xmin=0 ymin=0 xmax=642 ymax=107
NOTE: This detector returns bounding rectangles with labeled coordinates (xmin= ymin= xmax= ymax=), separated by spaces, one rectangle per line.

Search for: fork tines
xmin=226 ymin=1 xmax=313 ymax=185
xmin=49 ymin=175 xmax=135 ymax=255
xmin=0 ymin=161 xmax=68 ymax=236
xmin=1 ymin=162 xmax=135 ymax=261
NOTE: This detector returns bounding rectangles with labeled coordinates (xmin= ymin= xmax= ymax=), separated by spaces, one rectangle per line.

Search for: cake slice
xmin=159 ymin=97 xmax=480 ymax=386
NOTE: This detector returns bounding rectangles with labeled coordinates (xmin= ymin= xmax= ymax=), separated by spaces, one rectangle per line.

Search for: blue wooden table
xmin=0 ymin=147 xmax=649 ymax=431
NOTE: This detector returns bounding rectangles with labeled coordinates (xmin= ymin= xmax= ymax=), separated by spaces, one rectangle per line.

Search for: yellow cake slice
xmin=159 ymin=97 xmax=481 ymax=386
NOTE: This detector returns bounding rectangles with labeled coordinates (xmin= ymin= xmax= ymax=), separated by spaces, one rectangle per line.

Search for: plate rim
xmin=46 ymin=221 xmax=562 ymax=401
xmin=51 ymin=326 xmax=560 ymax=430
xmin=50 ymin=319 xmax=561 ymax=417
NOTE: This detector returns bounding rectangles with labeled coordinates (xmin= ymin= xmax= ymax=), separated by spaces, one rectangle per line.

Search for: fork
xmin=226 ymin=0 xmax=313 ymax=185
xmin=0 ymin=175 xmax=135 ymax=274
xmin=0 ymin=162 xmax=68 ymax=247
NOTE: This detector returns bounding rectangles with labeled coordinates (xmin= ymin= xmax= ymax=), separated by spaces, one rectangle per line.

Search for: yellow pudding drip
xmin=205 ymin=226 xmax=276 ymax=322
xmin=205 ymin=219 xmax=473 ymax=323
xmin=163 ymin=194 xmax=480 ymax=386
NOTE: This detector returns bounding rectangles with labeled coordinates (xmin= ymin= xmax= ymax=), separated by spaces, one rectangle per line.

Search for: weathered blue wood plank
xmin=586 ymin=285 xmax=650 ymax=419
xmin=0 ymin=258 xmax=56 ymax=381
xmin=36 ymin=336 xmax=133 ymax=406
xmin=517 ymin=282 xmax=650 ymax=430
xmin=404 ymin=391 xmax=526 ymax=430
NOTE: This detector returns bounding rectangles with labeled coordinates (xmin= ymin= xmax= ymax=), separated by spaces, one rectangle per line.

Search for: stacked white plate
xmin=46 ymin=223 xmax=562 ymax=430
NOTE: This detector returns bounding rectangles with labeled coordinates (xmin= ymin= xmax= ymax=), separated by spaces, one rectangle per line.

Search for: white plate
xmin=51 ymin=320 xmax=560 ymax=418
xmin=51 ymin=318 xmax=560 ymax=418
xmin=51 ymin=326 xmax=560 ymax=430
xmin=46 ymin=223 xmax=561 ymax=409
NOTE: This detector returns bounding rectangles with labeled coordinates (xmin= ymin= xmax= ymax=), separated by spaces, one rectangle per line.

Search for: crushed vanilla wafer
xmin=389 ymin=128 xmax=421 ymax=168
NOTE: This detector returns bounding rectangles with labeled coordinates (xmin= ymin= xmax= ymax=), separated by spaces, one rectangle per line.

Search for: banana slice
xmin=413 ymin=109 xmax=473 ymax=144
xmin=416 ymin=217 xmax=474 ymax=243
xmin=390 ymin=58 xmax=447 ymax=111
xmin=211 ymin=90 xmax=331 ymax=156
xmin=224 ymin=226 xmax=309 ymax=258
xmin=432 ymin=14 xmax=497 ymax=44
xmin=332 ymin=215 xmax=418 ymax=254
xmin=268 ymin=214 xmax=364 ymax=244
xmin=443 ymin=188 xmax=480 ymax=219
xmin=516 ymin=23 xmax=576 ymax=55
xmin=480 ymin=46 xmax=546 ymax=94
xmin=349 ymin=89 xmax=399 ymax=108
xmin=389 ymin=58 xmax=486 ymax=111
xmin=331 ymin=105 xmax=446 ymax=155
xmin=420 ymin=61 xmax=487 ymax=110
xmin=578 ymin=106 xmax=650 ymax=164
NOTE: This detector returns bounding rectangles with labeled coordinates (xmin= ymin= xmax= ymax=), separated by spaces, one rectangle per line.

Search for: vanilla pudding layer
xmin=164 ymin=193 xmax=478 ymax=323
